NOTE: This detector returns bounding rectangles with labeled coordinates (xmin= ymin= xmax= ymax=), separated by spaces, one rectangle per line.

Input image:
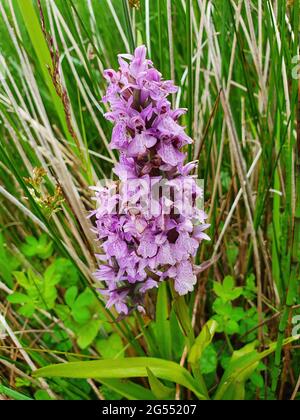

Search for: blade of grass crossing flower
xmin=77 ymin=88 xmax=93 ymax=185
xmin=145 ymin=0 xmax=151 ymax=58
xmin=122 ymin=0 xmax=135 ymax=53
xmin=186 ymin=0 xmax=193 ymax=160
xmin=64 ymin=0 xmax=104 ymax=64
xmin=166 ymin=0 xmax=175 ymax=104
xmin=157 ymin=0 xmax=163 ymax=74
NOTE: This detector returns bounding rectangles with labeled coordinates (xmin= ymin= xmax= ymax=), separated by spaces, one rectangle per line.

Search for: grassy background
xmin=0 ymin=0 xmax=299 ymax=400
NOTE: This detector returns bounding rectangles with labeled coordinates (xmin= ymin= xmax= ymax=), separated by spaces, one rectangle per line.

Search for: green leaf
xmin=15 ymin=378 xmax=31 ymax=388
xmin=44 ymin=263 xmax=61 ymax=287
xmin=213 ymin=276 xmax=243 ymax=302
xmin=213 ymin=282 xmax=225 ymax=298
xmin=96 ymin=333 xmax=124 ymax=359
xmin=250 ymin=372 xmax=264 ymax=389
xmin=170 ymin=308 xmax=185 ymax=359
xmin=188 ymin=320 xmax=218 ymax=364
xmin=34 ymin=357 xmax=208 ymax=400
xmin=199 ymin=345 xmax=218 ymax=375
xmin=42 ymin=287 xmax=57 ymax=309
xmin=187 ymin=321 xmax=217 ymax=400
xmin=71 ymin=288 xmax=97 ymax=324
xmin=72 ymin=306 xmax=91 ymax=324
xmin=172 ymin=294 xmax=194 ymax=344
xmin=18 ymin=302 xmax=35 ymax=318
xmin=74 ymin=288 xmax=95 ymax=308
xmin=54 ymin=304 xmax=71 ymax=322
xmin=52 ymin=259 xmax=79 ymax=288
xmin=13 ymin=271 xmax=30 ymax=289
xmin=146 ymin=367 xmax=174 ymax=400
xmin=43 ymin=327 xmax=72 ymax=352
xmin=34 ymin=390 xmax=53 ymax=400
xmin=0 ymin=384 xmax=32 ymax=401
xmin=226 ymin=245 xmax=239 ymax=267
xmin=21 ymin=237 xmax=38 ymax=257
xmin=224 ymin=320 xmax=240 ymax=335
xmin=77 ymin=319 xmax=101 ymax=349
xmin=0 ymin=234 xmax=20 ymax=288
xmin=230 ymin=307 xmax=245 ymax=322
xmin=223 ymin=276 xmax=234 ymax=291
xmin=214 ymin=337 xmax=297 ymax=400
xmin=7 ymin=292 xmax=31 ymax=304
xmin=21 ymin=235 xmax=53 ymax=260
xmin=213 ymin=299 xmax=232 ymax=316
xmin=65 ymin=286 xmax=78 ymax=307
xmin=243 ymin=274 xmax=257 ymax=300
xmin=99 ymin=379 xmax=156 ymax=400
xmin=155 ymin=282 xmax=172 ymax=359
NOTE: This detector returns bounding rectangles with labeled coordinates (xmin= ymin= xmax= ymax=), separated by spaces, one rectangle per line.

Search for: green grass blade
xmin=17 ymin=0 xmax=70 ymax=140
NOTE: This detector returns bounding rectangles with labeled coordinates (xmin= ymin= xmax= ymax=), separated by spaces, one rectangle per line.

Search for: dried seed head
xmin=129 ymin=0 xmax=140 ymax=9
xmin=24 ymin=167 xmax=47 ymax=190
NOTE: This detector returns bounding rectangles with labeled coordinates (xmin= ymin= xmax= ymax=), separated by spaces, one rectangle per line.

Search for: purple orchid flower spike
xmin=90 ymin=45 xmax=210 ymax=315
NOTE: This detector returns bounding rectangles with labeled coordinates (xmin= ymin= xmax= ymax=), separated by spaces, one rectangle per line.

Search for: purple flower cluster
xmin=91 ymin=46 xmax=210 ymax=315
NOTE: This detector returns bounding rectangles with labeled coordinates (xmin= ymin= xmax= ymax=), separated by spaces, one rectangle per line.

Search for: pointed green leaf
xmin=188 ymin=320 xmax=218 ymax=364
xmin=13 ymin=271 xmax=30 ymax=289
xmin=33 ymin=357 xmax=208 ymax=400
xmin=100 ymin=379 xmax=156 ymax=400
xmin=214 ymin=337 xmax=298 ymax=400
xmin=146 ymin=367 xmax=174 ymax=399
xmin=7 ymin=292 xmax=31 ymax=304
